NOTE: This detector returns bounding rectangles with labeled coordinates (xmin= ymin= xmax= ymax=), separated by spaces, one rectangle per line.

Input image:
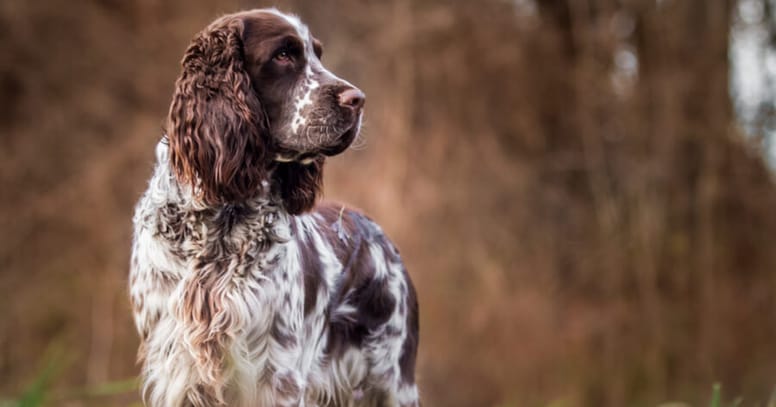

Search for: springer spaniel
xmin=129 ymin=9 xmax=419 ymax=407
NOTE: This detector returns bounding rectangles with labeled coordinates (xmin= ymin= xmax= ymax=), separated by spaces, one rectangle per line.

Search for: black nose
xmin=338 ymin=88 xmax=366 ymax=111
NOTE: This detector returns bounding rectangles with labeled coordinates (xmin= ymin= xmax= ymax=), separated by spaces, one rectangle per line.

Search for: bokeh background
xmin=2 ymin=0 xmax=776 ymax=406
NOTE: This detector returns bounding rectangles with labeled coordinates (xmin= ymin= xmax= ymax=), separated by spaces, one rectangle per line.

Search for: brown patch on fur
xmin=399 ymin=267 xmax=419 ymax=384
xmin=272 ymin=157 xmax=324 ymax=215
xmin=298 ymin=233 xmax=324 ymax=316
xmin=273 ymin=372 xmax=302 ymax=401
xmin=270 ymin=315 xmax=298 ymax=348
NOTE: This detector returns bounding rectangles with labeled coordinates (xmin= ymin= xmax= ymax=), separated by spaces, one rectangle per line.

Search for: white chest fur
xmin=129 ymin=156 xmax=316 ymax=407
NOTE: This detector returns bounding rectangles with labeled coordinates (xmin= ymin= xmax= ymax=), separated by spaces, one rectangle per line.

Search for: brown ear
xmin=167 ymin=17 xmax=267 ymax=205
xmin=273 ymin=158 xmax=324 ymax=215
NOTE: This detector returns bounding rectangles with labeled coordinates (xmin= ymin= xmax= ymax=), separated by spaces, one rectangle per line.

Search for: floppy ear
xmin=167 ymin=17 xmax=268 ymax=205
xmin=273 ymin=158 xmax=324 ymax=215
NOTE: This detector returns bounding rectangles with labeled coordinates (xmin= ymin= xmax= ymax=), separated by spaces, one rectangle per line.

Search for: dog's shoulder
xmin=305 ymin=201 xmax=401 ymax=261
xmin=296 ymin=203 xmax=417 ymax=370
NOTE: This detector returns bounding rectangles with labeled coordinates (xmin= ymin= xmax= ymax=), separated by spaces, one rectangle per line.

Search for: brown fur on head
xmin=166 ymin=10 xmax=364 ymax=215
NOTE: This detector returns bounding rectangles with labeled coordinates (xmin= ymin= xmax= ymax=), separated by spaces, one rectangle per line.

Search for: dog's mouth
xmin=274 ymin=124 xmax=359 ymax=165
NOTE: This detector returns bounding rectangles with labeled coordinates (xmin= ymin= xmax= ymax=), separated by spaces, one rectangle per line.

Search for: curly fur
xmin=168 ymin=16 xmax=269 ymax=207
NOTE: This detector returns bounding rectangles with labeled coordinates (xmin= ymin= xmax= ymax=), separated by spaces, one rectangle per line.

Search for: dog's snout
xmin=338 ymin=88 xmax=365 ymax=111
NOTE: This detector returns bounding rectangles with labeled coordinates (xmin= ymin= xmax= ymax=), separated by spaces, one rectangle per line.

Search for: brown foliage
xmin=1 ymin=0 xmax=775 ymax=406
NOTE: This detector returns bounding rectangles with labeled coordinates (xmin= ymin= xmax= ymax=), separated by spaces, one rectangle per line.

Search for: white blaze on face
xmin=263 ymin=8 xmax=359 ymax=142
xmin=265 ymin=9 xmax=324 ymax=136
xmin=291 ymin=65 xmax=320 ymax=135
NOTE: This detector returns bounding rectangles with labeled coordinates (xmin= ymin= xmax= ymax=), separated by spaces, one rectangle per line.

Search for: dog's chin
xmin=274 ymin=126 xmax=359 ymax=164
xmin=321 ymin=127 xmax=358 ymax=156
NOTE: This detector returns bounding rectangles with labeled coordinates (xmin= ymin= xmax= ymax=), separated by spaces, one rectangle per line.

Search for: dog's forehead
xmin=266 ymin=10 xmax=310 ymax=39
xmin=250 ymin=9 xmax=313 ymax=45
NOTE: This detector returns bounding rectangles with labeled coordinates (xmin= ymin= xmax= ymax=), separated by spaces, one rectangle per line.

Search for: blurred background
xmin=2 ymin=0 xmax=776 ymax=406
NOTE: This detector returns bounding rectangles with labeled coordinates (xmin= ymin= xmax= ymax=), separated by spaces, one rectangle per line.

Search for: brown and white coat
xmin=129 ymin=8 xmax=419 ymax=407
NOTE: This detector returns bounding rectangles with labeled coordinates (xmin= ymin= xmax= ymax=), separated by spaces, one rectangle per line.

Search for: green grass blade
xmin=16 ymin=357 xmax=61 ymax=407
xmin=710 ymin=383 xmax=722 ymax=407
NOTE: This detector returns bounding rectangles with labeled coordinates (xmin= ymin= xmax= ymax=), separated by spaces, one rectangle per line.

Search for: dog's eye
xmin=274 ymin=50 xmax=291 ymax=62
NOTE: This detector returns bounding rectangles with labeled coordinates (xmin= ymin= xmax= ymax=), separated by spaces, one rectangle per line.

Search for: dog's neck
xmin=147 ymin=140 xmax=293 ymax=256
xmin=153 ymin=138 xmax=287 ymax=212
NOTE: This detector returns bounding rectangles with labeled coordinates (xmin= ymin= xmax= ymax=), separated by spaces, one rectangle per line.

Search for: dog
xmin=129 ymin=8 xmax=419 ymax=407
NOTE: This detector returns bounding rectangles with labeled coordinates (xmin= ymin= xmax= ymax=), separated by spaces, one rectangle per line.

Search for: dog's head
xmin=167 ymin=9 xmax=364 ymax=214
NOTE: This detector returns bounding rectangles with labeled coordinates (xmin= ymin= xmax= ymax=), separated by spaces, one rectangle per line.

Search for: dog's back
xmin=288 ymin=203 xmax=420 ymax=405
